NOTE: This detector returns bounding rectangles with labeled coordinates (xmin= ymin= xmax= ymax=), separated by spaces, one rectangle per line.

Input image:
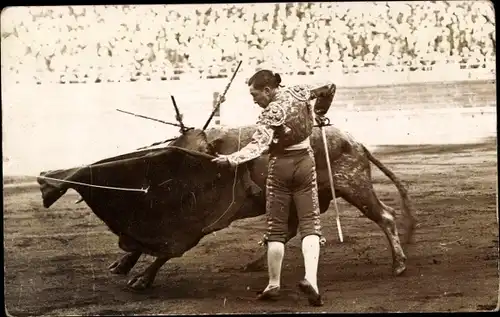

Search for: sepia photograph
xmin=2 ymin=1 xmax=498 ymax=315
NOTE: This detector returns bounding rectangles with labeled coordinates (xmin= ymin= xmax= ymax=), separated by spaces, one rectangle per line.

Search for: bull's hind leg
xmin=341 ymin=186 xmax=407 ymax=276
xmin=109 ymin=251 xmax=142 ymax=275
xmin=379 ymin=202 xmax=407 ymax=275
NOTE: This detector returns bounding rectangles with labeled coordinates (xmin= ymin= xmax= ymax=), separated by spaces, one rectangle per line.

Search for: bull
xmin=37 ymin=124 xmax=416 ymax=291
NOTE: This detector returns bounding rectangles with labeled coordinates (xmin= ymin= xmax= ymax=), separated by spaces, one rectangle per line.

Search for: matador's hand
xmin=315 ymin=115 xmax=330 ymax=127
xmin=211 ymin=154 xmax=232 ymax=167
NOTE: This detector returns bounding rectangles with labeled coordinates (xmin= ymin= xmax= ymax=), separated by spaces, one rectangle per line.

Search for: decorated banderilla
xmin=202 ymin=60 xmax=243 ymax=131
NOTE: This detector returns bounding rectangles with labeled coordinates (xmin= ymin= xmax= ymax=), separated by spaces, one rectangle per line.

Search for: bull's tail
xmin=362 ymin=145 xmax=417 ymax=244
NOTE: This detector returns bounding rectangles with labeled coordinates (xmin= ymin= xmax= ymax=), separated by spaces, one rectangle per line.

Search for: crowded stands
xmin=1 ymin=2 xmax=496 ymax=84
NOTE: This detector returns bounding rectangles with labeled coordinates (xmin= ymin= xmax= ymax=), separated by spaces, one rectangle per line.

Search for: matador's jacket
xmin=225 ymin=82 xmax=336 ymax=244
xmin=225 ymin=83 xmax=336 ymax=165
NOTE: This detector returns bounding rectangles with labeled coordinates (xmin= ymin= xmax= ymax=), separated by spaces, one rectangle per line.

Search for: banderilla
xmin=202 ymin=60 xmax=243 ymax=131
xmin=116 ymin=109 xmax=184 ymax=128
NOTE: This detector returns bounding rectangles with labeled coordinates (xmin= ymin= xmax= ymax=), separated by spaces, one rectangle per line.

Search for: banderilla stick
xmin=202 ymin=60 xmax=243 ymax=131
xmin=170 ymin=95 xmax=187 ymax=132
xmin=320 ymin=125 xmax=344 ymax=242
xmin=116 ymin=109 xmax=183 ymax=128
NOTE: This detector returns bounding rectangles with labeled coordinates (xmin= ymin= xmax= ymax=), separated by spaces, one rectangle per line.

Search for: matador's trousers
xmin=262 ymin=147 xmax=323 ymax=244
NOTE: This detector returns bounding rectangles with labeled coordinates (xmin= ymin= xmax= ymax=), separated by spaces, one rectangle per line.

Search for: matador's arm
xmin=309 ymin=82 xmax=337 ymax=116
xmin=225 ymin=102 xmax=286 ymax=166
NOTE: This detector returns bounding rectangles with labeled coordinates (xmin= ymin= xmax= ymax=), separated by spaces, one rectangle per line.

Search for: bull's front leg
xmin=109 ymin=251 xmax=142 ymax=275
xmin=126 ymin=233 xmax=206 ymax=291
xmin=127 ymin=255 xmax=170 ymax=291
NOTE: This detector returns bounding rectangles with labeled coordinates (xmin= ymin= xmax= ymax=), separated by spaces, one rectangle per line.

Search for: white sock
xmin=302 ymin=234 xmax=320 ymax=293
xmin=265 ymin=241 xmax=285 ymax=291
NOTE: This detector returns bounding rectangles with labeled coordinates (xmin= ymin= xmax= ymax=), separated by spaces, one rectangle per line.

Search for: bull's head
xmin=138 ymin=94 xmax=226 ymax=155
xmin=165 ymin=95 xmax=221 ymax=155
xmin=168 ymin=128 xmax=216 ymax=156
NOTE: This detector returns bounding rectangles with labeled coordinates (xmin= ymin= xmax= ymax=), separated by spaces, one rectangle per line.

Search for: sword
xmin=319 ymin=121 xmax=344 ymax=243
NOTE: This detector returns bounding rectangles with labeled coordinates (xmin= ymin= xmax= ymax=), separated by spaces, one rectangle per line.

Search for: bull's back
xmin=205 ymin=125 xmax=357 ymax=187
xmin=207 ymin=124 xmax=352 ymax=155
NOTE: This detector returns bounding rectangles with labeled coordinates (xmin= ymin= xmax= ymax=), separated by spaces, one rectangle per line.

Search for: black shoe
xmin=298 ymin=280 xmax=324 ymax=307
xmin=256 ymin=286 xmax=280 ymax=301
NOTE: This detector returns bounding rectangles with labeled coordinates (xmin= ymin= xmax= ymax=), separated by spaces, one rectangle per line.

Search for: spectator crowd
xmin=1 ymin=1 xmax=496 ymax=84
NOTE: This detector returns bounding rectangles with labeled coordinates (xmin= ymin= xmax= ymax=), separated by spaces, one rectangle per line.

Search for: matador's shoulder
xmin=257 ymin=102 xmax=286 ymax=127
xmin=285 ymin=84 xmax=312 ymax=102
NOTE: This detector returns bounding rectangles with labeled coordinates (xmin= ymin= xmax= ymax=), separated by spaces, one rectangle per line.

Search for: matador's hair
xmin=247 ymin=69 xmax=284 ymax=90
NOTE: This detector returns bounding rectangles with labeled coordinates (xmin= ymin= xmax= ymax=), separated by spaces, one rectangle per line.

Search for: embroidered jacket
xmin=226 ymin=83 xmax=336 ymax=166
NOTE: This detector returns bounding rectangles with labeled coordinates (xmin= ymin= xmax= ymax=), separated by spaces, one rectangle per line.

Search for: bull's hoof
xmin=108 ymin=254 xmax=137 ymax=275
xmin=127 ymin=274 xmax=153 ymax=291
xmin=108 ymin=259 xmax=134 ymax=275
xmin=393 ymin=262 xmax=407 ymax=276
